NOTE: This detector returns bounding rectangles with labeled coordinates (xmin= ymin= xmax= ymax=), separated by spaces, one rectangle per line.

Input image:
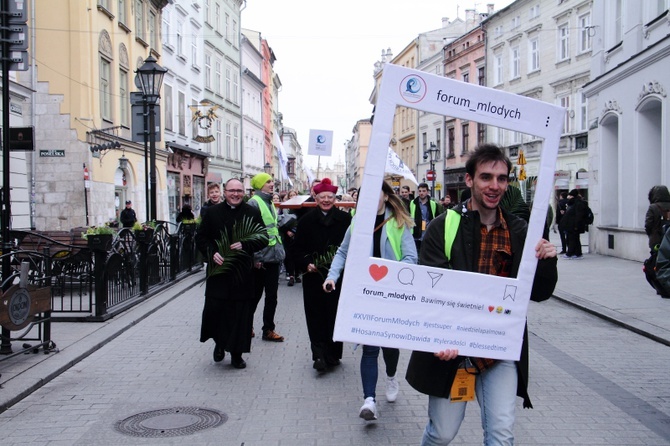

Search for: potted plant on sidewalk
xmin=82 ymin=224 xmax=116 ymax=251
xmin=133 ymin=220 xmax=157 ymax=243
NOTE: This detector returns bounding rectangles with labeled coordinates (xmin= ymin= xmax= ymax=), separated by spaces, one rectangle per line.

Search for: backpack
xmin=657 ymin=204 xmax=670 ymax=238
xmin=585 ymin=205 xmax=594 ymax=227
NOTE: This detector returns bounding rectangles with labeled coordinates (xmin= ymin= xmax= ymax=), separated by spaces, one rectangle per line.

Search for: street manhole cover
xmin=115 ymin=407 xmax=227 ymax=438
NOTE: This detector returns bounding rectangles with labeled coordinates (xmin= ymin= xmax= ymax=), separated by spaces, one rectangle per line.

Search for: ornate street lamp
xmin=423 ymin=142 xmax=440 ymax=198
xmin=135 ymin=56 xmax=167 ymax=221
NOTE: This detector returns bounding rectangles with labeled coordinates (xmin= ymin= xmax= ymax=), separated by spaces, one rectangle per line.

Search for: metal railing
xmin=4 ymin=222 xmax=201 ymax=321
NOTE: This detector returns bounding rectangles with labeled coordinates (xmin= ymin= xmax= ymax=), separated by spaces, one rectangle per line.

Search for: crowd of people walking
xmin=194 ymin=144 xmax=560 ymax=445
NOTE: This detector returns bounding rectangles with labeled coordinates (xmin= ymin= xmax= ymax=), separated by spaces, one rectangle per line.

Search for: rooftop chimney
xmin=442 ymin=17 xmax=450 ymax=28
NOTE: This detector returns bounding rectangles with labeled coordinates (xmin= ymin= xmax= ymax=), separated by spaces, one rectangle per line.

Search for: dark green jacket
xmin=405 ymin=204 xmax=558 ymax=409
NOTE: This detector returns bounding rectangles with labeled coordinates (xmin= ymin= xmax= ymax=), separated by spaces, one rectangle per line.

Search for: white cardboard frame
xmin=333 ymin=65 xmax=564 ymax=360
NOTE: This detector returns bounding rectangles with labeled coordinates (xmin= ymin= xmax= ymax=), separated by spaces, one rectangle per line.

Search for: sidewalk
xmin=1 ymin=250 xmax=669 ymax=414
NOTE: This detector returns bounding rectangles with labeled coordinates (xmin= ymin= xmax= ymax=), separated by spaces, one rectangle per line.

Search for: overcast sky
xmin=241 ymin=0 xmax=514 ymax=170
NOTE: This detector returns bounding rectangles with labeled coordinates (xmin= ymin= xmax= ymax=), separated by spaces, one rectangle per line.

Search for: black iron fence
xmin=5 ymin=221 xmax=200 ymax=321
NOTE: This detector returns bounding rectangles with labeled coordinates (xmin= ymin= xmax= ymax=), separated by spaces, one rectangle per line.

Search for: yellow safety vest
xmin=250 ymin=195 xmax=282 ymax=246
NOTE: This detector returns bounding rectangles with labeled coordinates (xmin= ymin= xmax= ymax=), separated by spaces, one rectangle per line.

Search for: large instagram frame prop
xmin=333 ymin=65 xmax=563 ymax=360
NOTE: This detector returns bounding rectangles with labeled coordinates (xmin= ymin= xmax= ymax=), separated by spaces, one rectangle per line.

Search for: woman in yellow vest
xmin=323 ymin=180 xmax=417 ymax=421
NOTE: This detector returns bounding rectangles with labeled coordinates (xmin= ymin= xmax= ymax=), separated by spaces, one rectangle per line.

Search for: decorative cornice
xmin=602 ymin=100 xmax=622 ymax=116
xmin=638 ymin=81 xmax=667 ymax=101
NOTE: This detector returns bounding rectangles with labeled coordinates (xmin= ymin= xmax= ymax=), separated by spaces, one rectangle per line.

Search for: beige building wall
xmin=31 ymin=0 xmax=169 ymax=229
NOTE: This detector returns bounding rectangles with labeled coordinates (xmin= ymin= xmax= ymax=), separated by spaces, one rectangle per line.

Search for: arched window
xmin=99 ymin=31 xmax=113 ymax=121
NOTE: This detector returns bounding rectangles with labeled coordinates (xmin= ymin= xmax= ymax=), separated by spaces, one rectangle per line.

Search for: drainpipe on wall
xmin=29 ymin=0 xmax=35 ymax=229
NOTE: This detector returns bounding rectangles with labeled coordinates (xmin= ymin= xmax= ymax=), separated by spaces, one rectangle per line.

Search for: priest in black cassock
xmin=195 ymin=178 xmax=268 ymax=369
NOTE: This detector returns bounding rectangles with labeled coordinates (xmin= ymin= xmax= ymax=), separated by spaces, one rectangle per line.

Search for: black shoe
xmin=313 ymin=358 xmax=326 ymax=372
xmin=213 ymin=345 xmax=225 ymax=362
xmin=559 ymin=250 xmax=566 ymax=254
xmin=231 ymin=355 xmax=247 ymax=369
xmin=288 ymin=276 xmax=295 ymax=286
xmin=326 ymin=358 xmax=341 ymax=367
xmin=295 ymin=276 xmax=302 ymax=283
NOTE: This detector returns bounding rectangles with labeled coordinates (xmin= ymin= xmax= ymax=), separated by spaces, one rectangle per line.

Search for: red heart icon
xmin=488 ymin=306 xmax=494 ymax=312
xmin=369 ymin=264 xmax=388 ymax=282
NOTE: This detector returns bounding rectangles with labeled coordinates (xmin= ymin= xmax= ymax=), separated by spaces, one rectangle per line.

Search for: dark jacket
xmin=645 ymin=185 xmax=670 ymax=250
xmin=559 ymin=197 xmax=589 ymax=234
xmin=120 ymin=208 xmax=137 ymax=228
xmin=405 ymin=204 xmax=558 ymax=409
xmin=410 ymin=197 xmax=444 ymax=239
xmin=195 ymin=201 xmax=268 ymax=300
xmin=200 ymin=199 xmax=221 ymax=219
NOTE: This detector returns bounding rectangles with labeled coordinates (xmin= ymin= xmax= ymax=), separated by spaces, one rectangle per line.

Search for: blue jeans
xmin=421 ymin=360 xmax=517 ymax=446
xmin=360 ymin=345 xmax=399 ymax=399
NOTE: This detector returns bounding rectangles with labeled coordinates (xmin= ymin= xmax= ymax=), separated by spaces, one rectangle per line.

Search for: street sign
xmin=39 ymin=149 xmax=65 ymax=157
xmin=426 ymin=170 xmax=435 ymax=181
xmin=131 ymin=92 xmax=161 ymax=143
xmin=9 ymin=126 xmax=33 ymax=151
xmin=435 ymin=182 xmax=442 ymax=190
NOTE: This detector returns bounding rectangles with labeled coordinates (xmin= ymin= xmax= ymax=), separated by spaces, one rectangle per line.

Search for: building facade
xmin=483 ymin=0 xmax=592 ymax=205
xmin=584 ymin=0 xmax=670 ymax=261
xmin=29 ymin=0 xmax=170 ymax=230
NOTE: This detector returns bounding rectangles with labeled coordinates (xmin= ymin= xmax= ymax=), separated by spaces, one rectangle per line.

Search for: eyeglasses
xmin=226 ymin=189 xmax=244 ymax=194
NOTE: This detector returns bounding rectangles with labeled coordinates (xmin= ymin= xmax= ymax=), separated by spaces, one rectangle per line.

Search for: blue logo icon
xmin=399 ymin=74 xmax=427 ymax=103
xmin=317 ymin=135 xmax=326 ymax=144
xmin=405 ymin=78 xmax=421 ymax=94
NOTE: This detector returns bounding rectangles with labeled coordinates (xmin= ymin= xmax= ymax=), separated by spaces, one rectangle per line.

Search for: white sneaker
xmin=386 ymin=375 xmax=399 ymax=402
xmin=359 ymin=397 xmax=377 ymax=421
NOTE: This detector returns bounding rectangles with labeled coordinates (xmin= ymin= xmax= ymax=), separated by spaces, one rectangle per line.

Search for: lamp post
xmin=423 ymin=142 xmax=439 ymax=198
xmin=135 ymin=56 xmax=167 ymax=221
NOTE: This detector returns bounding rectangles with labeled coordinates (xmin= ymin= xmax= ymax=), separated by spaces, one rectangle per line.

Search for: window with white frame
xmin=478 ymin=66 xmax=485 ymax=85
xmin=204 ymin=0 xmax=210 ymax=25
xmin=216 ymin=120 xmax=222 ymax=156
xmin=191 ymin=32 xmax=198 ymax=67
xmin=135 ymin=0 xmax=145 ymax=40
xmin=119 ymin=69 xmax=128 ymax=126
xmin=98 ymin=0 xmax=110 ymax=10
xmin=205 ymin=54 xmax=211 ymax=90
xmin=191 ymin=100 xmax=198 ymax=139
xmin=164 ymin=84 xmax=173 ymax=131
xmin=162 ymin=7 xmax=170 ymax=47
xmin=529 ymin=4 xmax=540 ymax=19
xmin=225 ymin=67 xmax=231 ymax=99
xmin=497 ymin=127 xmax=505 ymax=145
xmin=494 ymin=53 xmax=503 ymax=85
xmin=232 ymin=20 xmax=238 ymax=46
xmin=511 ymin=15 xmax=521 ymax=29
xmin=150 ymin=10 xmax=159 ymax=50
xmin=528 ymin=37 xmax=540 ymax=72
xmin=494 ymin=25 xmax=503 ymax=38
xmin=176 ymin=21 xmax=184 ymax=57
xmin=462 ymin=71 xmax=469 ymax=83
xmin=510 ymin=44 xmax=520 ymax=79
xmin=118 ymin=0 xmax=126 ymax=25
xmin=215 ymin=2 xmax=221 ymax=33
xmin=558 ymin=23 xmax=570 ymax=61
xmin=559 ymin=95 xmax=571 ymax=134
xmin=461 ymin=123 xmax=470 ymax=154
xmin=233 ymin=71 xmax=239 ymax=104
xmin=614 ymin=0 xmax=623 ymax=44
xmin=233 ymin=124 xmax=239 ymax=160
xmin=226 ymin=122 xmax=231 ymax=158
xmin=646 ymin=0 xmax=669 ymax=22
xmin=100 ymin=58 xmax=111 ymax=121
xmin=578 ymin=13 xmax=592 ymax=53
xmin=578 ymin=90 xmax=588 ymax=131
xmin=215 ymin=60 xmax=222 ymax=94
xmin=178 ymin=91 xmax=186 ymax=136
xmin=225 ymin=13 xmax=230 ymax=40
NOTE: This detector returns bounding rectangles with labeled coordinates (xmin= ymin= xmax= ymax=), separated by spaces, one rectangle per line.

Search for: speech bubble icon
xmin=398 ymin=267 xmax=415 ymax=286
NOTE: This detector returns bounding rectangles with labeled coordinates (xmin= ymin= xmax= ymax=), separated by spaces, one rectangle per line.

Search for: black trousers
xmin=250 ymin=262 xmax=280 ymax=333
xmin=566 ymin=230 xmax=582 ymax=257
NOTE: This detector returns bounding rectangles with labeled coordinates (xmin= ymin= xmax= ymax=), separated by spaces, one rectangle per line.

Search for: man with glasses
xmin=196 ymin=178 xmax=268 ymax=369
xmin=406 ymin=145 xmax=558 ymax=445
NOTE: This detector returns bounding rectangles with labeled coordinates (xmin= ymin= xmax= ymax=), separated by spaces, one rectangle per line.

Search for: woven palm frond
xmin=207 ymin=216 xmax=267 ymax=281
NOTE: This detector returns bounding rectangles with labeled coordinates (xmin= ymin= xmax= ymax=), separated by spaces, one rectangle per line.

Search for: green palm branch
xmin=207 ymin=216 xmax=268 ymax=281
xmin=300 ymin=244 xmax=339 ymax=280
xmin=500 ymin=184 xmax=530 ymax=222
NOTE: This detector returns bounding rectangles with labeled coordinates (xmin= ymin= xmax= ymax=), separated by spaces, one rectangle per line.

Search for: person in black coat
xmin=195 ymin=178 xmax=268 ymax=369
xmin=559 ymin=189 xmax=589 ymax=259
xmin=405 ymin=144 xmax=557 ymax=445
xmin=292 ymin=178 xmax=352 ymax=372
